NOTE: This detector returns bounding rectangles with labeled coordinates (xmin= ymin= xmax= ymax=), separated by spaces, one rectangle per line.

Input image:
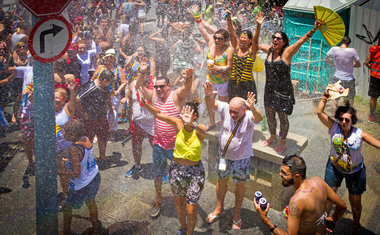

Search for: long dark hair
xmin=273 ymin=31 xmax=289 ymax=55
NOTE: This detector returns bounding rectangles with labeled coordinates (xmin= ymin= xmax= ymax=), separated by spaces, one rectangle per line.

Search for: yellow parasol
xmin=313 ymin=6 xmax=345 ymax=47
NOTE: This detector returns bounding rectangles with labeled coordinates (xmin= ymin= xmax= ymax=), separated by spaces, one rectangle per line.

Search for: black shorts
xmin=228 ymin=79 xmax=257 ymax=102
xmin=368 ymin=76 xmax=380 ymax=98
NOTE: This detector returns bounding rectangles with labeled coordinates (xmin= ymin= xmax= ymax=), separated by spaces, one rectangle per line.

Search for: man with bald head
xmin=203 ymin=81 xmax=263 ymax=230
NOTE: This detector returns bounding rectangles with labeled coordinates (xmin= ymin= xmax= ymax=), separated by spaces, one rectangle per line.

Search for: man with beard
xmin=254 ymin=155 xmax=347 ymax=235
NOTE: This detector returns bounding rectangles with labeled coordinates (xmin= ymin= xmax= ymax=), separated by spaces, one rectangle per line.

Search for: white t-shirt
xmin=326 ymin=46 xmax=360 ymax=81
xmin=15 ymin=66 xmax=34 ymax=115
xmin=118 ymin=24 xmax=130 ymax=37
xmin=216 ymin=101 xmax=259 ymax=160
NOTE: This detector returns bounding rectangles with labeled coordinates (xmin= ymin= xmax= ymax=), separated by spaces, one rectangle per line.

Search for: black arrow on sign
xmin=40 ymin=24 xmax=63 ymax=54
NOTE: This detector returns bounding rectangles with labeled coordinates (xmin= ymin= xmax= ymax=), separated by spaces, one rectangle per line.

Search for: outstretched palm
xmin=202 ymin=81 xmax=214 ymax=97
xmin=180 ymin=105 xmax=194 ymax=124
xmin=256 ymin=12 xmax=266 ymax=25
xmin=245 ymin=92 xmax=256 ymax=108
xmin=189 ymin=4 xmax=200 ymax=15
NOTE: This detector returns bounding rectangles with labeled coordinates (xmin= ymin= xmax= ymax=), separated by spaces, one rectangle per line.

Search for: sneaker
xmin=162 ymin=174 xmax=168 ymax=184
xmin=150 ymin=202 xmax=161 ymax=217
xmin=125 ymin=165 xmax=142 ymax=177
xmin=368 ymin=115 xmax=374 ymax=123
xmin=176 ymin=229 xmax=186 ymax=235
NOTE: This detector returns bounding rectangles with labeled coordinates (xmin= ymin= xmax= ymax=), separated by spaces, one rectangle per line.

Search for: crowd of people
xmin=0 ymin=0 xmax=379 ymax=234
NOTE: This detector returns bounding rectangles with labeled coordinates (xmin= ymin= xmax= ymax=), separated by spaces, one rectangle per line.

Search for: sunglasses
xmin=16 ymin=46 xmax=25 ymax=49
xmin=153 ymin=84 xmax=166 ymax=89
xmin=272 ymin=35 xmax=283 ymax=41
xmin=213 ymin=36 xmax=224 ymax=41
xmin=338 ymin=117 xmax=351 ymax=123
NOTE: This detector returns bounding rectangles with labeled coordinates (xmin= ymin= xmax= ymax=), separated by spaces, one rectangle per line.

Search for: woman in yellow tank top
xmin=140 ymin=94 xmax=207 ymax=235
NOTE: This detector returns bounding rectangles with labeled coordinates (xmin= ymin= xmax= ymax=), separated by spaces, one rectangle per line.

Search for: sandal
xmin=206 ymin=211 xmax=225 ymax=224
xmin=262 ymin=138 xmax=275 ymax=147
xmin=232 ymin=219 xmax=242 ymax=231
xmin=275 ymin=145 xmax=286 ymax=153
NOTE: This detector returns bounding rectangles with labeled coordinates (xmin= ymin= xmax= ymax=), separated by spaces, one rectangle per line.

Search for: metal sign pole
xmin=32 ymin=15 xmax=58 ymax=234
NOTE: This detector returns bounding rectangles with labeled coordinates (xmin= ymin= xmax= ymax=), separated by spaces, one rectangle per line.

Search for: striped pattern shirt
xmin=153 ymin=92 xmax=180 ymax=150
xmin=230 ymin=51 xmax=255 ymax=85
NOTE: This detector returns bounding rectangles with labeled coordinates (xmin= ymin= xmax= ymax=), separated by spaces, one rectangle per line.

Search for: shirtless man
xmin=254 ymin=155 xmax=347 ymax=235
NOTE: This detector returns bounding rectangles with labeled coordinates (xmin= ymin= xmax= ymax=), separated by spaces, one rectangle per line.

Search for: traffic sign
xmin=29 ymin=16 xmax=72 ymax=63
xmin=20 ymin=0 xmax=72 ymax=17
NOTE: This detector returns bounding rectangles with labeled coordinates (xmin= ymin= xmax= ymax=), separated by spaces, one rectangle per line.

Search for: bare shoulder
xmin=288 ymin=198 xmax=303 ymax=218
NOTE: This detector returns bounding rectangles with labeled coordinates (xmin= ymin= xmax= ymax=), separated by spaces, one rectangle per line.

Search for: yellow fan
xmin=313 ymin=6 xmax=345 ymax=47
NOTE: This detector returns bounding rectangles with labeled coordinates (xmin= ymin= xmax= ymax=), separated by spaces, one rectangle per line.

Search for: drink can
xmin=259 ymin=197 xmax=268 ymax=210
xmin=254 ymin=191 xmax=262 ymax=203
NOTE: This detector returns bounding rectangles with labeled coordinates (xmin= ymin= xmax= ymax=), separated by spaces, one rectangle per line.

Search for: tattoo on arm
xmin=290 ymin=201 xmax=301 ymax=218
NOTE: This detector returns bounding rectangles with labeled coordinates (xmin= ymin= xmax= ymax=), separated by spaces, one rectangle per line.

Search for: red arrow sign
xmin=20 ymin=0 xmax=72 ymax=17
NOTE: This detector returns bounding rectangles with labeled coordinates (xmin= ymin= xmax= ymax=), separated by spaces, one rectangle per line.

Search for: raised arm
xmin=226 ymin=11 xmax=238 ymax=50
xmin=174 ymin=68 xmax=194 ymax=105
xmin=65 ymin=76 xmax=78 ymax=118
xmin=244 ymin=92 xmax=263 ymax=123
xmin=283 ymin=20 xmax=321 ymax=63
xmin=203 ymin=81 xmax=218 ymax=110
xmin=139 ymin=88 xmax=181 ymax=132
xmin=317 ymin=85 xmax=334 ymax=129
xmin=249 ymin=12 xmax=265 ymax=57
xmin=190 ymin=4 xmax=213 ymax=47
xmin=135 ymin=57 xmax=153 ymax=102
xmin=149 ymin=30 xmax=165 ymax=44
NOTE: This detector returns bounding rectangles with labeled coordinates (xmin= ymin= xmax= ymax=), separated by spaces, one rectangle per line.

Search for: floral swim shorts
xmin=169 ymin=160 xmax=205 ymax=205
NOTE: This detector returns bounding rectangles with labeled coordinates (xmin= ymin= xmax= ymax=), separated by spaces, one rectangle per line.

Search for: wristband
xmin=196 ymin=19 xmax=202 ymax=23
xmin=323 ymin=92 xmax=329 ymax=98
xmin=264 ymin=218 xmax=269 ymax=225
xmin=270 ymin=224 xmax=277 ymax=232
xmin=193 ymin=12 xmax=201 ymax=17
xmin=193 ymin=121 xmax=198 ymax=130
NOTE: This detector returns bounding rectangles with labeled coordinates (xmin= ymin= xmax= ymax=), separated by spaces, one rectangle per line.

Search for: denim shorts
xmin=169 ymin=161 xmax=205 ymax=205
xmin=152 ymin=144 xmax=174 ymax=178
xmin=215 ymin=152 xmax=251 ymax=184
xmin=65 ymin=173 xmax=101 ymax=209
xmin=324 ymin=159 xmax=366 ymax=195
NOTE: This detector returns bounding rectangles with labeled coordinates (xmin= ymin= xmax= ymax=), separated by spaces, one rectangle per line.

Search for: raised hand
xmin=256 ymin=12 xmax=266 ymax=25
xmin=179 ymin=105 xmax=194 ymax=125
xmin=189 ymin=4 xmax=200 ymax=15
xmin=202 ymin=81 xmax=214 ymax=97
xmin=184 ymin=68 xmax=194 ymax=80
xmin=139 ymin=57 xmax=149 ymax=73
xmin=245 ymin=92 xmax=256 ymax=108
xmin=138 ymin=88 xmax=146 ymax=105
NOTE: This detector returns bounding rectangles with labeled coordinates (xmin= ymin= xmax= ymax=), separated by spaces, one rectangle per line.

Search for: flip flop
xmin=206 ymin=211 xmax=225 ymax=224
xmin=275 ymin=145 xmax=286 ymax=153
xmin=262 ymin=138 xmax=275 ymax=147
xmin=232 ymin=219 xmax=242 ymax=231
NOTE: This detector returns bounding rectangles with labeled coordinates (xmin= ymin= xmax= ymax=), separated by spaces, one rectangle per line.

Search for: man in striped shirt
xmin=136 ymin=62 xmax=194 ymax=217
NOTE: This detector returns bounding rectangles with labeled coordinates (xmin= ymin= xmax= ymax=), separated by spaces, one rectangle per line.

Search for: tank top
xmin=66 ymin=143 xmax=99 ymax=191
xmin=173 ymin=127 xmax=203 ymax=162
xmin=206 ymin=49 xmax=231 ymax=84
xmin=153 ymin=92 xmax=180 ymax=150
xmin=230 ymin=50 xmax=255 ymax=85
xmin=55 ymin=105 xmax=72 ymax=151
xmin=131 ymin=86 xmax=154 ymax=135
xmin=329 ymin=121 xmax=364 ymax=174
xmin=264 ymin=50 xmax=295 ymax=107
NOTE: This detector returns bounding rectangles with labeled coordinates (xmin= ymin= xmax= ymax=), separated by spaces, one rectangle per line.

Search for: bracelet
xmin=270 ymin=224 xmax=277 ymax=232
xmin=264 ymin=218 xmax=269 ymax=225
xmin=307 ymin=33 xmax=313 ymax=38
xmin=193 ymin=12 xmax=201 ymax=17
xmin=323 ymin=92 xmax=329 ymax=98
xmin=196 ymin=19 xmax=202 ymax=24
xmin=193 ymin=121 xmax=198 ymax=130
